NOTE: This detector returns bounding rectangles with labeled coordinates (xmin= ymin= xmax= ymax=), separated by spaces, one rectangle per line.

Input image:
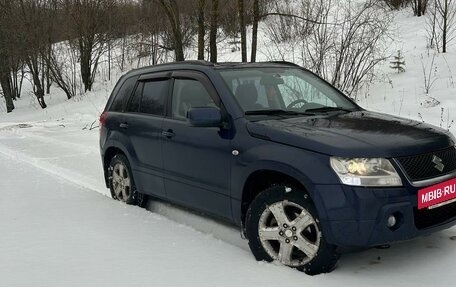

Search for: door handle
xmin=119 ymin=122 xmax=129 ymax=129
xmin=161 ymin=129 xmax=175 ymax=139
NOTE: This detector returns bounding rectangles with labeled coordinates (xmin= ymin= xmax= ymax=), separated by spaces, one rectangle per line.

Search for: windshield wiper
xmin=304 ymin=107 xmax=354 ymax=113
xmin=245 ymin=109 xmax=314 ymax=116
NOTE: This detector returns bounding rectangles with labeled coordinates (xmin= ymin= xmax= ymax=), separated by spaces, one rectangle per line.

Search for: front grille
xmin=395 ymin=147 xmax=456 ymax=182
xmin=414 ymin=201 xmax=456 ymax=229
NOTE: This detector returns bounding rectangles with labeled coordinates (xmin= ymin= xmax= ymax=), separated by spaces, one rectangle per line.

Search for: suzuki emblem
xmin=432 ymin=155 xmax=445 ymax=172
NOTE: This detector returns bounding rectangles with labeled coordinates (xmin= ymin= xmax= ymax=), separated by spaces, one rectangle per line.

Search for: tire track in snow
xmin=0 ymin=124 xmax=247 ymax=250
xmin=0 ymin=141 xmax=109 ymax=196
xmin=0 ymin=125 xmax=108 ymax=196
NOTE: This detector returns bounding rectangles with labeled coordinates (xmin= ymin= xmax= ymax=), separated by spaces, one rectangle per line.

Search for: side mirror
xmin=187 ymin=107 xmax=223 ymax=127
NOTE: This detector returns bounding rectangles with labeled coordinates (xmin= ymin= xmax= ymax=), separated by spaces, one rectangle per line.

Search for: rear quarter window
xmin=109 ymin=76 xmax=138 ymax=112
xmin=126 ymin=82 xmax=144 ymax=113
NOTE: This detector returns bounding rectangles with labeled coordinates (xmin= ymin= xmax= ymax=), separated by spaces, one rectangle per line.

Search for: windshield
xmin=218 ymin=67 xmax=358 ymax=116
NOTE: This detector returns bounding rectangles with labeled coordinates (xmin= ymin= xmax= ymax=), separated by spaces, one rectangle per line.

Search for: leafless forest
xmin=0 ymin=0 xmax=454 ymax=112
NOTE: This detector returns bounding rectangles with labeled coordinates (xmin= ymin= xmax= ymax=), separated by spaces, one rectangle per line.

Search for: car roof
xmin=123 ymin=61 xmax=302 ymax=78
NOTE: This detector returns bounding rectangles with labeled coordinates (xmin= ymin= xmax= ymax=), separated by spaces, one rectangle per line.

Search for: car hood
xmin=246 ymin=111 xmax=455 ymax=158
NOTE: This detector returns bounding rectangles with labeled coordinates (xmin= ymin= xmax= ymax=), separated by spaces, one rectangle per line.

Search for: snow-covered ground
xmin=359 ymin=9 xmax=456 ymax=134
xmin=1 ymin=118 xmax=456 ymax=287
xmin=1 ymin=6 xmax=456 ymax=287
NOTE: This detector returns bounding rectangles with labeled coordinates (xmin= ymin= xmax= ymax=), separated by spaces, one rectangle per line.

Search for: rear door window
xmin=139 ymin=80 xmax=169 ymax=116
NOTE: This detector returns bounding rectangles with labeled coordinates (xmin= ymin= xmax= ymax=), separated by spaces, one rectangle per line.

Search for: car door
xmin=161 ymin=71 xmax=233 ymax=219
xmin=122 ymin=72 xmax=171 ymax=198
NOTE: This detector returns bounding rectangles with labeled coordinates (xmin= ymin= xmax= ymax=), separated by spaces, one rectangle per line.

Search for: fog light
xmin=387 ymin=215 xmax=397 ymax=228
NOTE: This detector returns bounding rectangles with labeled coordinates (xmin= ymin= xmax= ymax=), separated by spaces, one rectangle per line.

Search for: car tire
xmin=245 ymin=185 xmax=340 ymax=275
xmin=108 ymin=154 xmax=148 ymax=207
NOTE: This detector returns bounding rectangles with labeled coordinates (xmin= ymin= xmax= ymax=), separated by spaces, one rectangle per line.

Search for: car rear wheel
xmin=108 ymin=154 xmax=147 ymax=207
xmin=245 ymin=185 xmax=339 ymax=275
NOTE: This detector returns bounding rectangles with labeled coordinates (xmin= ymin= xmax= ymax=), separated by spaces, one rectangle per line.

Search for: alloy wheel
xmin=112 ymin=162 xmax=131 ymax=202
xmin=258 ymin=200 xmax=321 ymax=267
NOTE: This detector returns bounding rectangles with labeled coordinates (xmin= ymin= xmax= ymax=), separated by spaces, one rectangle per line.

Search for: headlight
xmin=330 ymin=157 xmax=402 ymax=187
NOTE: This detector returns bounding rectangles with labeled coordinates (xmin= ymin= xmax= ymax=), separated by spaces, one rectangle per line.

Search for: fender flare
xmin=102 ymin=137 xmax=134 ymax=186
xmin=232 ymin=160 xmax=329 ymax=226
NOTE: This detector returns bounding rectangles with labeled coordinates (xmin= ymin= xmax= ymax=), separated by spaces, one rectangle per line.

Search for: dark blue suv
xmin=100 ymin=61 xmax=456 ymax=275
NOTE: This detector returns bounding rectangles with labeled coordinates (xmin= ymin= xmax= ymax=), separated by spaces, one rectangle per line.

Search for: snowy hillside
xmin=359 ymin=10 xmax=456 ymax=134
xmin=1 ymin=4 xmax=456 ymax=287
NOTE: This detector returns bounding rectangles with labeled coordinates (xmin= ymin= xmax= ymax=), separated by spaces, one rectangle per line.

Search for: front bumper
xmin=314 ymin=184 xmax=456 ymax=248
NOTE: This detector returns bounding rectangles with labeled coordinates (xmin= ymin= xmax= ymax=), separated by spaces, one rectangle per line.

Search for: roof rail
xmin=174 ymin=60 xmax=215 ymax=66
xmin=128 ymin=60 xmax=215 ymax=73
xmin=267 ymin=61 xmax=300 ymax=67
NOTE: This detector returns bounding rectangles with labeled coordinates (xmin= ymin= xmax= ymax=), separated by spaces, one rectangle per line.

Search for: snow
xmin=1 ymin=5 xmax=456 ymax=287
xmin=0 ymin=152 xmax=297 ymax=287
xmin=358 ymin=10 xmax=456 ymax=134
xmin=1 ymin=126 xmax=456 ymax=287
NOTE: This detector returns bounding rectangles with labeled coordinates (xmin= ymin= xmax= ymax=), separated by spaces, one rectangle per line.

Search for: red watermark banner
xmin=418 ymin=177 xmax=456 ymax=209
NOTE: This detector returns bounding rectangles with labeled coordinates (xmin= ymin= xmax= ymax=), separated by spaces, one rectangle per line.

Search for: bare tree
xmin=68 ymin=0 xmax=114 ymax=92
xmin=0 ymin=0 xmax=16 ymax=112
xmin=427 ymin=0 xmax=439 ymax=48
xmin=0 ymin=48 xmax=15 ymax=112
xmin=217 ymin=0 xmax=240 ymax=37
xmin=251 ymin=0 xmax=260 ymax=62
xmin=412 ymin=0 xmax=429 ymax=16
xmin=262 ymin=0 xmax=310 ymax=61
xmin=10 ymin=63 xmax=25 ymax=101
xmin=264 ymin=0 xmax=391 ymax=97
xmin=427 ymin=0 xmax=456 ymax=52
xmin=106 ymin=0 xmax=138 ymax=76
xmin=330 ymin=1 xmax=391 ymax=96
xmin=197 ymin=0 xmax=206 ymax=60
xmin=6 ymin=1 xmax=25 ymax=101
xmin=46 ymin=42 xmax=82 ymax=99
xmin=209 ymin=0 xmax=219 ymax=63
xmin=238 ymin=0 xmax=247 ymax=62
xmin=437 ymin=0 xmax=456 ymax=52
xmin=383 ymin=0 xmax=409 ymax=10
xmin=421 ymin=53 xmax=438 ymax=94
xmin=17 ymin=0 xmax=49 ymax=108
xmin=137 ymin=0 xmax=166 ymax=66
xmin=158 ymin=0 xmax=185 ymax=61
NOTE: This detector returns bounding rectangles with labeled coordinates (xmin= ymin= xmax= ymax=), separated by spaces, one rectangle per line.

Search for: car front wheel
xmin=245 ymin=185 xmax=339 ymax=275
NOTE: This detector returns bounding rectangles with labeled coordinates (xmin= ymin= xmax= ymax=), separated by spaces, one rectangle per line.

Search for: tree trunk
xmin=250 ymin=0 xmax=259 ymax=62
xmin=108 ymin=40 xmax=111 ymax=81
xmin=0 ymin=2 xmax=14 ymax=112
xmin=8 ymin=75 xmax=16 ymax=100
xmin=158 ymin=0 xmax=185 ymax=61
xmin=32 ymin=74 xmax=47 ymax=109
xmin=9 ymin=63 xmax=22 ymax=99
xmin=46 ymin=37 xmax=52 ymax=94
xmin=121 ymin=37 xmax=126 ymax=70
xmin=413 ymin=0 xmax=428 ymax=16
xmin=430 ymin=2 xmax=437 ymax=48
xmin=197 ymin=0 xmax=205 ymax=60
xmin=79 ymin=38 xmax=93 ymax=92
xmin=26 ymin=56 xmax=47 ymax=109
xmin=443 ymin=0 xmax=448 ymax=53
xmin=32 ymin=69 xmax=47 ymax=109
xmin=0 ymin=72 xmax=15 ymax=113
xmin=238 ymin=0 xmax=247 ymax=62
xmin=46 ymin=62 xmax=51 ymax=94
xmin=172 ymin=21 xmax=185 ymax=61
xmin=209 ymin=0 xmax=218 ymax=63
